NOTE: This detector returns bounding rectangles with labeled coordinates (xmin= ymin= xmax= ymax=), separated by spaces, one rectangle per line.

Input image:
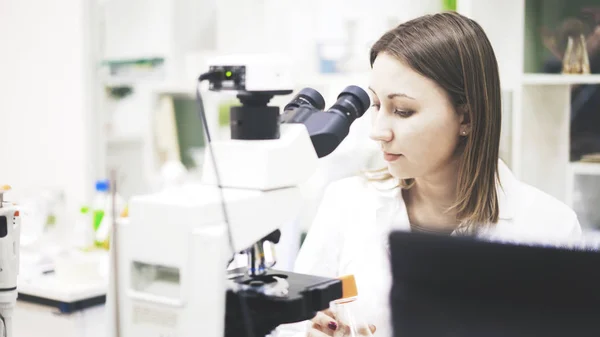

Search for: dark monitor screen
xmin=389 ymin=231 xmax=600 ymax=337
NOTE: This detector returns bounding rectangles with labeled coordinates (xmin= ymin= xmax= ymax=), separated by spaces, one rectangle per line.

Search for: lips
xmin=383 ymin=152 xmax=402 ymax=162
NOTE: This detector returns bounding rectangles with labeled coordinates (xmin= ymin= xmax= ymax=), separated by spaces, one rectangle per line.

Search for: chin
xmin=387 ymin=163 xmax=414 ymax=180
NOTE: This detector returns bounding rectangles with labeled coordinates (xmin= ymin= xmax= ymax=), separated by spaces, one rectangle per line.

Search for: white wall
xmin=0 ymin=0 xmax=95 ymax=227
xmin=215 ymin=0 xmax=443 ymax=85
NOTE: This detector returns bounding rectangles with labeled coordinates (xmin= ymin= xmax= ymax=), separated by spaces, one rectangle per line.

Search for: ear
xmin=458 ymin=104 xmax=471 ymax=136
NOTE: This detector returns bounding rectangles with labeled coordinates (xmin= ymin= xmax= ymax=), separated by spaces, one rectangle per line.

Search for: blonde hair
xmin=369 ymin=12 xmax=502 ymax=229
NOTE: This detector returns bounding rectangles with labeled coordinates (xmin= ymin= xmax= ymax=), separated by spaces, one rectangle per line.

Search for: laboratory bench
xmin=14 ymin=301 xmax=106 ymax=337
xmin=14 ymin=249 xmax=109 ymax=337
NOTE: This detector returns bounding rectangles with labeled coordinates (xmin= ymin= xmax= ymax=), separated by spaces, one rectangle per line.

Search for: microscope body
xmin=113 ymin=124 xmax=339 ymax=337
xmin=110 ymin=54 xmax=369 ymax=337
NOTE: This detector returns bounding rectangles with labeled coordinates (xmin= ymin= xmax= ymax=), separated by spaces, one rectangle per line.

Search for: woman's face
xmin=368 ymin=52 xmax=466 ymax=180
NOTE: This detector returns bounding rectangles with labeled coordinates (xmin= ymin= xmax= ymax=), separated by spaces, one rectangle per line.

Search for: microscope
xmin=110 ymin=54 xmax=370 ymax=337
xmin=0 ymin=186 xmax=20 ymax=337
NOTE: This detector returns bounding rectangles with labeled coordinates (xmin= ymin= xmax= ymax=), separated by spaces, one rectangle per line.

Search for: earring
xmin=461 ymin=130 xmax=467 ymax=136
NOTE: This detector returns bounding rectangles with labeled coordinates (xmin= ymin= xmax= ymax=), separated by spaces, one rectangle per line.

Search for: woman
xmin=294 ymin=11 xmax=581 ymax=337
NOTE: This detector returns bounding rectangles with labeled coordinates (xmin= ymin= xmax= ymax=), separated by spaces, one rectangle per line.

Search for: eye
xmin=394 ymin=109 xmax=414 ymax=118
xmin=371 ymin=103 xmax=381 ymax=110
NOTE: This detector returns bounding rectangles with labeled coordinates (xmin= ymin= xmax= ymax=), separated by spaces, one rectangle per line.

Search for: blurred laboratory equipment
xmin=0 ymin=186 xmax=21 ymax=337
xmin=71 ymin=206 xmax=95 ymax=251
xmin=156 ymin=160 xmax=188 ymax=190
xmin=17 ymin=188 xmax=65 ymax=248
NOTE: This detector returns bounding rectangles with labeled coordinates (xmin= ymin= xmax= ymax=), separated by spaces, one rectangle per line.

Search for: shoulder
xmin=518 ymin=183 xmax=578 ymax=226
xmin=497 ymin=181 xmax=580 ymax=239
xmin=490 ymin=160 xmax=581 ymax=239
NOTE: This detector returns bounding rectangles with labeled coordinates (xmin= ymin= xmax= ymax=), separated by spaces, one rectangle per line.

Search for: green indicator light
xmin=225 ymin=71 xmax=232 ymax=78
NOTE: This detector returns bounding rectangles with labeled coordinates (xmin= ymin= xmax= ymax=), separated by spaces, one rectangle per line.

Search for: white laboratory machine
xmin=109 ymin=54 xmax=371 ymax=337
xmin=0 ymin=186 xmax=21 ymax=337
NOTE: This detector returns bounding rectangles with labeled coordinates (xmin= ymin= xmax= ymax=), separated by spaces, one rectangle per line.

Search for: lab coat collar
xmin=371 ymin=180 xmax=409 ymax=233
xmin=372 ymin=159 xmax=517 ymax=231
xmin=496 ymin=159 xmax=516 ymax=220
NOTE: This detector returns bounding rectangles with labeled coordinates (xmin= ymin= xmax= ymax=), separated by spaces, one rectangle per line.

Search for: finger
xmin=311 ymin=311 xmax=338 ymax=331
xmin=311 ymin=323 xmax=330 ymax=336
xmin=307 ymin=327 xmax=333 ymax=337
xmin=312 ymin=320 xmax=339 ymax=333
xmin=312 ymin=320 xmax=338 ymax=334
xmin=321 ymin=309 xmax=335 ymax=319
xmin=356 ymin=324 xmax=377 ymax=335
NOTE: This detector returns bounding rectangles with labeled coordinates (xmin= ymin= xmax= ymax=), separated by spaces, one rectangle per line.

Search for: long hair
xmin=369 ymin=11 xmax=502 ymax=228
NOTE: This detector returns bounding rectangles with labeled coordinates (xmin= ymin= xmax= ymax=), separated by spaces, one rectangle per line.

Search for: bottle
xmin=92 ymin=179 xmax=110 ymax=232
xmin=92 ymin=179 xmax=124 ymax=249
xmin=332 ymin=275 xmax=375 ymax=337
xmin=72 ymin=206 xmax=94 ymax=250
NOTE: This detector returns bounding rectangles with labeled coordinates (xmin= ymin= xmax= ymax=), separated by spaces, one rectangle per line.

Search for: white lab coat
xmin=290 ymin=160 xmax=582 ymax=337
xmin=275 ymin=110 xmax=380 ymax=270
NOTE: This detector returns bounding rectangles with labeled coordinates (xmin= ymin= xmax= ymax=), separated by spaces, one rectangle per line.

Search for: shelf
xmin=522 ymin=74 xmax=600 ymax=86
xmin=102 ymin=78 xmax=135 ymax=88
xmin=102 ymin=75 xmax=167 ymax=88
xmin=107 ymin=135 xmax=143 ymax=145
xmin=151 ymin=83 xmax=196 ymax=97
xmin=570 ymin=162 xmax=600 ymax=176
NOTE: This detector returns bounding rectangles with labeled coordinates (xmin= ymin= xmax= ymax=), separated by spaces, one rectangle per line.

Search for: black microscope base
xmin=225 ymin=269 xmax=342 ymax=337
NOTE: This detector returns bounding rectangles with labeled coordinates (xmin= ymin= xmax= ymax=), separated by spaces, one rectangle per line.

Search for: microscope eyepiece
xmin=333 ymin=85 xmax=371 ymax=121
xmin=284 ymin=88 xmax=326 ymax=112
xmin=281 ymin=85 xmax=370 ymax=158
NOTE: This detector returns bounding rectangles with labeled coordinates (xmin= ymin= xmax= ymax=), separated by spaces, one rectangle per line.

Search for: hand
xmin=308 ymin=309 xmax=376 ymax=337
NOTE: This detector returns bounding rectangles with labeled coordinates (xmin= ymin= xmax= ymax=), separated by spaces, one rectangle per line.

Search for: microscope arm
xmin=200 ymin=123 xmax=318 ymax=255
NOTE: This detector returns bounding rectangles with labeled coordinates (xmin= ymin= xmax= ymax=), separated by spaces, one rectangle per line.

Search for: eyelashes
xmin=371 ymin=103 xmax=414 ymax=118
xmin=394 ymin=109 xmax=414 ymax=118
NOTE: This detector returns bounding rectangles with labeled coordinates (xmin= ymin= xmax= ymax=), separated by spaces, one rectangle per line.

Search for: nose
xmin=369 ymin=110 xmax=393 ymax=143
